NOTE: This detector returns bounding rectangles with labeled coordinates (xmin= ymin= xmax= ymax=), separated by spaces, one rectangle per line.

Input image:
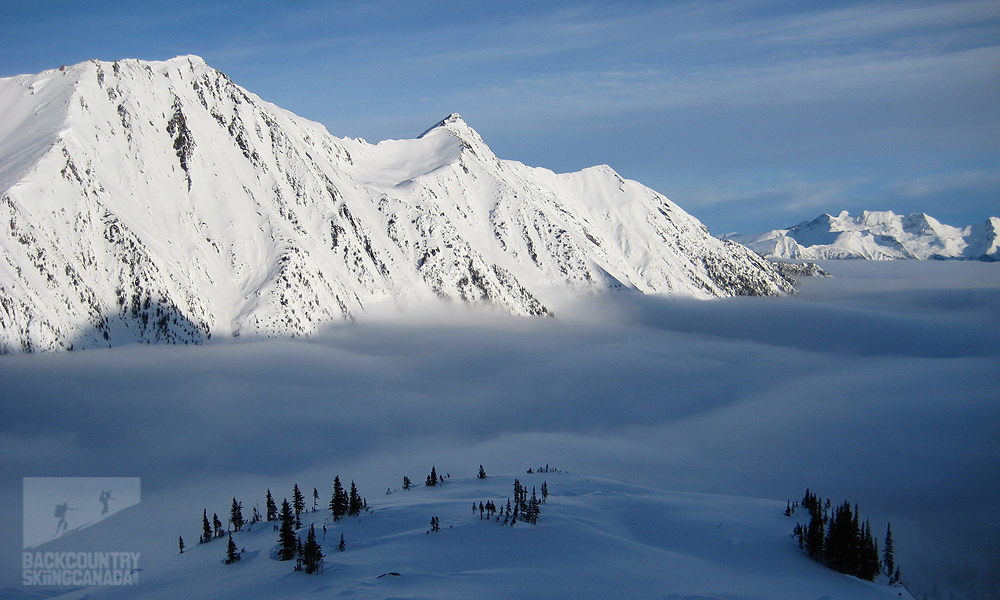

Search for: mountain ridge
xmin=35 ymin=471 xmax=916 ymax=600
xmin=724 ymin=210 xmax=1000 ymax=261
xmin=0 ymin=56 xmax=792 ymax=353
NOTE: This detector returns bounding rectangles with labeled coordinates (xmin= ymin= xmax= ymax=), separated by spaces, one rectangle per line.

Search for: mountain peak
xmin=166 ymin=54 xmax=207 ymax=65
xmin=418 ymin=112 xmax=470 ymax=138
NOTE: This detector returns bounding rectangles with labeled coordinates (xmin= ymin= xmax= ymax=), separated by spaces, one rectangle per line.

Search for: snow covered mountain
xmin=725 ymin=210 xmax=1000 ymax=261
xmin=0 ymin=56 xmax=791 ymax=353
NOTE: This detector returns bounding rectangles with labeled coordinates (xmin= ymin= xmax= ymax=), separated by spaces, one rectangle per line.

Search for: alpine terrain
xmin=31 ymin=470 xmax=916 ymax=600
xmin=0 ymin=56 xmax=792 ymax=353
xmin=725 ymin=210 xmax=1000 ymax=261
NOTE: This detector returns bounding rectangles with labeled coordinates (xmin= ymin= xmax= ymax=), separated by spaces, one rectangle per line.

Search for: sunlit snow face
xmin=0 ymin=260 xmax=997 ymax=597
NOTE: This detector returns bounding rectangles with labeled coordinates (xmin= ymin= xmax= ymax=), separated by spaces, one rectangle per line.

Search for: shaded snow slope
xmin=45 ymin=473 xmax=914 ymax=600
xmin=0 ymin=56 xmax=791 ymax=353
xmin=725 ymin=210 xmax=1000 ymax=261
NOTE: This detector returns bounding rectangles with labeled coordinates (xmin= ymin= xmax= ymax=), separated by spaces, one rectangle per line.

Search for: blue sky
xmin=1 ymin=0 xmax=997 ymax=233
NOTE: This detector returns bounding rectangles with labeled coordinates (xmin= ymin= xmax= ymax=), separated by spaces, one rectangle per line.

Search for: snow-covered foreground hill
xmin=1 ymin=260 xmax=997 ymax=600
xmin=42 ymin=473 xmax=912 ymax=600
xmin=725 ymin=210 xmax=999 ymax=261
xmin=0 ymin=56 xmax=789 ymax=354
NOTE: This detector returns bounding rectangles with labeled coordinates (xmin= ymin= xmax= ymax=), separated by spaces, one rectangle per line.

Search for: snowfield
xmin=48 ymin=473 xmax=914 ymax=600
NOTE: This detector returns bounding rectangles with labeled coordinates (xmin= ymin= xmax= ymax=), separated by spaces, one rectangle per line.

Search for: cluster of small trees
xmin=423 ymin=466 xmax=450 ymax=487
xmin=526 ymin=464 xmax=557 ymax=474
xmin=791 ymin=489 xmax=901 ymax=585
xmin=188 ymin=477 xmax=366 ymax=574
xmin=275 ymin=499 xmax=325 ymax=573
xmin=328 ymin=476 xmax=366 ymax=520
xmin=186 ymin=464 xmax=557 ymax=575
xmin=188 ymin=498 xmax=259 ymax=563
xmin=275 ymin=477 xmax=364 ymax=573
xmin=476 ymin=479 xmax=548 ymax=526
xmin=393 ymin=466 xmax=451 ymax=492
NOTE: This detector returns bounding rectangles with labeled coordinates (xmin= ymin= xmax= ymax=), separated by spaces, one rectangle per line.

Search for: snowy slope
xmin=0 ymin=56 xmax=792 ymax=353
xmin=725 ymin=210 xmax=1000 ymax=261
xmin=41 ymin=472 xmax=914 ymax=600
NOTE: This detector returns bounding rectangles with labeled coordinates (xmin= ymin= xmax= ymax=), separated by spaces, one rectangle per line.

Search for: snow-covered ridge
xmin=41 ymin=471 xmax=915 ymax=600
xmin=0 ymin=56 xmax=792 ymax=353
xmin=724 ymin=210 xmax=1000 ymax=261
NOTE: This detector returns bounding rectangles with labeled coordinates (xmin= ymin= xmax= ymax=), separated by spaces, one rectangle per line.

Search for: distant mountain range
xmin=724 ymin=211 xmax=999 ymax=261
xmin=0 ymin=56 xmax=791 ymax=353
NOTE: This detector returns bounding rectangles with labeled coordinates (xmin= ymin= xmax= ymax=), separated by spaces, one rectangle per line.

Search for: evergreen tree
xmin=348 ymin=481 xmax=363 ymax=517
xmin=513 ymin=479 xmax=528 ymax=513
xmin=302 ymin=525 xmax=323 ymax=574
xmin=213 ymin=513 xmax=224 ymax=538
xmin=849 ymin=506 xmax=862 ymax=575
xmin=426 ymin=466 xmax=438 ymax=487
xmin=330 ymin=476 xmax=348 ymax=520
xmin=825 ymin=501 xmax=858 ymax=574
xmin=339 ymin=532 xmax=345 ymax=552
xmin=430 ymin=516 xmax=440 ymax=531
xmin=225 ymin=534 xmax=241 ymax=564
xmin=292 ymin=484 xmax=305 ymax=528
xmin=295 ymin=537 xmax=304 ymax=571
xmin=312 ymin=488 xmax=319 ymax=511
xmin=883 ymin=523 xmax=895 ymax=578
xmin=201 ymin=509 xmax=212 ymax=543
xmin=178 ymin=536 xmax=185 ymax=554
xmin=252 ymin=505 xmax=261 ymax=524
xmin=803 ymin=494 xmax=825 ymax=560
xmin=858 ymin=519 xmax=881 ymax=581
xmin=266 ymin=489 xmax=278 ymax=522
xmin=277 ymin=499 xmax=297 ymax=561
xmin=541 ymin=481 xmax=548 ymax=503
xmin=402 ymin=476 xmax=411 ymax=490
xmin=477 ymin=465 xmax=487 ymax=479
xmin=230 ymin=497 xmax=245 ymax=532
xmin=801 ymin=489 xmax=818 ymax=513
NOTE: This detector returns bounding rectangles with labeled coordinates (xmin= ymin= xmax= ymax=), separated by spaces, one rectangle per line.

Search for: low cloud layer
xmin=1 ymin=261 xmax=997 ymax=598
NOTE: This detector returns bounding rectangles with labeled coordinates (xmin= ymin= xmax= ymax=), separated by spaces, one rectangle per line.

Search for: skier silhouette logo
xmin=53 ymin=502 xmax=77 ymax=537
xmin=99 ymin=490 xmax=114 ymax=516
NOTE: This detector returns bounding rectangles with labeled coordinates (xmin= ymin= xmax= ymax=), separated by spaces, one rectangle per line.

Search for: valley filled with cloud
xmin=2 ymin=260 xmax=997 ymax=597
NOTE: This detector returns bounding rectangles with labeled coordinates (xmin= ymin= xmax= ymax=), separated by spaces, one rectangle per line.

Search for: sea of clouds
xmin=1 ymin=260 xmax=997 ymax=599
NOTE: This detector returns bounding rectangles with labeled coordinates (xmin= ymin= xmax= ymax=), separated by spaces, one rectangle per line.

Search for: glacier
xmin=0 ymin=56 xmax=793 ymax=353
